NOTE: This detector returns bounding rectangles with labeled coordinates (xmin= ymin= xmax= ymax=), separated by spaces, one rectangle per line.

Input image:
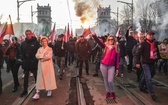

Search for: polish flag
xmin=82 ymin=27 xmax=92 ymax=37
xmin=64 ymin=23 xmax=70 ymax=42
xmin=49 ymin=23 xmax=56 ymax=43
xmin=0 ymin=15 xmax=14 ymax=43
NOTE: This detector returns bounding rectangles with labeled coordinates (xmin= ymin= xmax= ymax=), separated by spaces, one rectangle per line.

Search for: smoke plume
xmin=73 ymin=0 xmax=99 ymax=25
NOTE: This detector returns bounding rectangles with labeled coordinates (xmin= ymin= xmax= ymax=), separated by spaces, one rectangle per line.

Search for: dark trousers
xmin=127 ymin=51 xmax=133 ymax=71
xmin=23 ymin=69 xmax=37 ymax=91
xmin=139 ymin=64 xmax=155 ymax=95
xmin=8 ymin=59 xmax=20 ymax=87
xmin=2 ymin=57 xmax=10 ymax=71
xmin=136 ymin=67 xmax=143 ymax=82
xmin=0 ymin=69 xmax=2 ymax=94
xmin=78 ymin=60 xmax=89 ymax=76
xmin=68 ymin=51 xmax=74 ymax=65
xmin=95 ymin=61 xmax=100 ymax=74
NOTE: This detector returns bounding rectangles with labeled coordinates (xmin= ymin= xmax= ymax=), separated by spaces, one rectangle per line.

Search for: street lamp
xmin=17 ymin=0 xmax=35 ymax=23
xmin=111 ymin=7 xmax=119 ymax=28
xmin=117 ymin=0 xmax=133 ymax=28
xmin=31 ymin=6 xmax=38 ymax=23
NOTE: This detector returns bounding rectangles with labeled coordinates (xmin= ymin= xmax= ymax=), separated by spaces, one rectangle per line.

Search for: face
xmin=57 ymin=37 xmax=63 ymax=41
xmin=138 ymin=36 xmax=144 ymax=43
xmin=146 ymin=34 xmax=154 ymax=41
xmin=25 ymin=31 xmax=33 ymax=39
xmin=107 ymin=36 xmax=115 ymax=45
xmin=80 ymin=36 xmax=85 ymax=42
xmin=41 ymin=38 xmax=48 ymax=46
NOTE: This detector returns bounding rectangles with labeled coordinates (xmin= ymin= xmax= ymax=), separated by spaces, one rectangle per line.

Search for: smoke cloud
xmin=73 ymin=0 xmax=99 ymax=24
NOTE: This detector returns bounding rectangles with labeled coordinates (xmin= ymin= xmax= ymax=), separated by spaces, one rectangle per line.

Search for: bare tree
xmin=135 ymin=0 xmax=157 ymax=32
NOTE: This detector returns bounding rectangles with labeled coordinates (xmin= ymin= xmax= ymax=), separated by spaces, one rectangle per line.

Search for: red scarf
xmin=146 ymin=40 xmax=157 ymax=59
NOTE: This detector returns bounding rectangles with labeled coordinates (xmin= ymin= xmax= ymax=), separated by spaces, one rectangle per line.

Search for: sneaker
xmin=32 ymin=93 xmax=40 ymax=99
xmin=22 ymin=74 xmax=25 ymax=78
xmin=12 ymin=87 xmax=18 ymax=92
xmin=20 ymin=90 xmax=28 ymax=97
xmin=30 ymin=73 xmax=33 ymax=77
xmin=47 ymin=91 xmax=52 ymax=97
xmin=151 ymin=95 xmax=157 ymax=101
xmin=121 ymin=74 xmax=124 ymax=77
xmin=106 ymin=92 xmax=110 ymax=99
xmin=111 ymin=92 xmax=116 ymax=99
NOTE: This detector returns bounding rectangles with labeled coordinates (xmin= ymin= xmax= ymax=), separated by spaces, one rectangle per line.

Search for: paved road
xmin=0 ymin=62 xmax=168 ymax=105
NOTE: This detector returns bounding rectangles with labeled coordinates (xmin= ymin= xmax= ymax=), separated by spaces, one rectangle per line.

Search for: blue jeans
xmin=140 ymin=64 xmax=155 ymax=95
xmin=100 ymin=63 xmax=115 ymax=93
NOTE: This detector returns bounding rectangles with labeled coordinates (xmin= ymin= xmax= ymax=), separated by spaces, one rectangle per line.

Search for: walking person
xmin=0 ymin=43 xmax=3 ymax=94
xmin=32 ymin=36 xmax=57 ymax=99
xmin=135 ymin=31 xmax=158 ymax=101
xmin=76 ymin=36 xmax=91 ymax=77
xmin=132 ymin=34 xmax=145 ymax=82
xmin=117 ymin=36 xmax=127 ymax=77
xmin=5 ymin=37 xmax=22 ymax=92
xmin=54 ymin=34 xmax=67 ymax=80
xmin=1 ymin=39 xmax=10 ymax=72
xmin=20 ymin=30 xmax=40 ymax=97
xmin=125 ymin=26 xmax=138 ymax=73
xmin=92 ymin=37 xmax=104 ymax=77
xmin=91 ymin=34 xmax=120 ymax=99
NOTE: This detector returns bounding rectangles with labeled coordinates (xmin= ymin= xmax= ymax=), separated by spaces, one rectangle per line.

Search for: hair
xmin=40 ymin=36 xmax=49 ymax=44
xmin=12 ymin=37 xmax=18 ymax=42
xmin=105 ymin=35 xmax=120 ymax=53
xmin=25 ymin=30 xmax=32 ymax=33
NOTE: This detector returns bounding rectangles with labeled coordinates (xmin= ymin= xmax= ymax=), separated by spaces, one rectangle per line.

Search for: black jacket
xmin=134 ymin=39 xmax=159 ymax=65
xmin=125 ymin=30 xmax=137 ymax=52
xmin=20 ymin=37 xmax=40 ymax=70
xmin=54 ymin=40 xmax=67 ymax=57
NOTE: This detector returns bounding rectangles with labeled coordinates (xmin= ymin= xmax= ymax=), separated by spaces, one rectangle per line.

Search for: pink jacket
xmin=101 ymin=47 xmax=120 ymax=69
xmin=92 ymin=35 xmax=120 ymax=69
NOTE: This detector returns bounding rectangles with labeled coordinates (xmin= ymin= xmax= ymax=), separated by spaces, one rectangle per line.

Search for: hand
xmin=127 ymin=26 xmax=132 ymax=30
xmin=136 ymin=64 xmax=140 ymax=68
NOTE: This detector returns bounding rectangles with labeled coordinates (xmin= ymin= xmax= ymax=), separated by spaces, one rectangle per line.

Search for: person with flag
xmin=53 ymin=34 xmax=67 ymax=80
xmin=90 ymin=33 xmax=120 ymax=99
xmin=76 ymin=35 xmax=91 ymax=77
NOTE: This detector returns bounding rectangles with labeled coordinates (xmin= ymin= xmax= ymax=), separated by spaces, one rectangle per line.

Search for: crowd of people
xmin=0 ymin=26 xmax=167 ymax=101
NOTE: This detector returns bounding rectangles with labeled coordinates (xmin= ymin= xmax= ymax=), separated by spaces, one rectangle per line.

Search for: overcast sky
xmin=0 ymin=0 xmax=134 ymax=29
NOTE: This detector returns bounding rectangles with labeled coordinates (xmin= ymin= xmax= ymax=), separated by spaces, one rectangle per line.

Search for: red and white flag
xmin=82 ymin=27 xmax=92 ymax=38
xmin=49 ymin=23 xmax=56 ymax=43
xmin=0 ymin=15 xmax=14 ymax=43
xmin=64 ymin=23 xmax=70 ymax=42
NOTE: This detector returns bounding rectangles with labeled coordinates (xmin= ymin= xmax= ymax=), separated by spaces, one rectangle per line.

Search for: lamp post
xmin=111 ymin=7 xmax=119 ymax=28
xmin=17 ymin=0 xmax=35 ymax=23
xmin=31 ymin=6 xmax=38 ymax=23
xmin=117 ymin=0 xmax=133 ymax=28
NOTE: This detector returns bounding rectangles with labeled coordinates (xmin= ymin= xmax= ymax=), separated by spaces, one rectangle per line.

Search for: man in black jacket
xmin=54 ymin=34 xmax=67 ymax=80
xmin=125 ymin=26 xmax=137 ymax=73
xmin=135 ymin=31 xmax=158 ymax=101
xmin=20 ymin=30 xmax=40 ymax=97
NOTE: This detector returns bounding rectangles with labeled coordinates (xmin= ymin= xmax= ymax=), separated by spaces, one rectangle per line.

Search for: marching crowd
xmin=0 ymin=26 xmax=167 ymax=101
